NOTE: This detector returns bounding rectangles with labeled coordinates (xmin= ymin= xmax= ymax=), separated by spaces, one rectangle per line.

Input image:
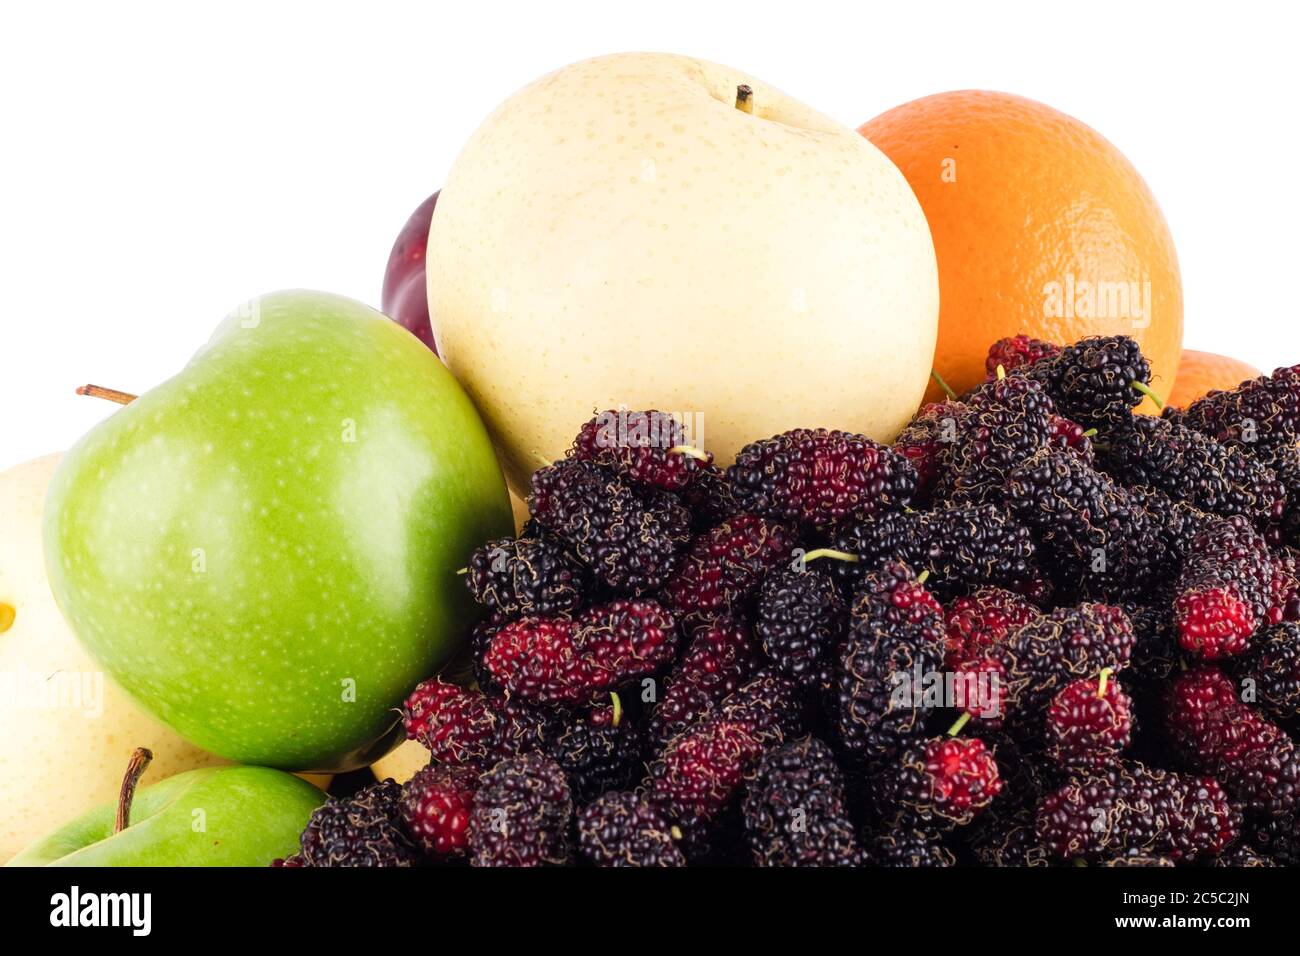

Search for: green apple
xmin=0 ymin=453 xmax=229 ymax=863
xmin=6 ymin=763 xmax=324 ymax=866
xmin=44 ymin=290 xmax=512 ymax=771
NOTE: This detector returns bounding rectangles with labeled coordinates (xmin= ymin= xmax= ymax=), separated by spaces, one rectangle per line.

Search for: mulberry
xmin=647 ymin=616 xmax=759 ymax=747
xmin=985 ymin=335 xmax=1060 ymax=379
xmin=938 ymin=374 xmax=1054 ymax=505
xmin=399 ymin=678 xmax=560 ymax=770
xmin=873 ymin=735 xmax=1002 ymax=832
xmin=1011 ymin=334 xmax=1154 ymax=427
xmin=576 ymin=791 xmax=686 ymax=867
xmin=742 ymin=737 xmax=862 ymax=867
xmin=546 ymin=698 xmax=644 ymax=803
xmin=464 ymin=534 xmax=587 ymax=619
xmin=830 ymin=503 xmax=1041 ymax=600
xmin=469 ymin=753 xmax=573 ymax=867
xmin=1231 ymin=621 xmax=1300 ymax=719
xmin=893 ymin=401 xmax=967 ymax=504
xmin=570 ymin=409 xmax=712 ymax=493
xmin=835 ymin=562 xmax=946 ymax=767
xmin=663 ymin=514 xmax=796 ymax=622
xmin=1173 ymin=516 xmax=1275 ymax=659
xmin=299 ymin=779 xmax=418 ymax=868
xmin=1047 ymin=415 xmax=1095 ymax=463
xmin=1006 ymin=447 xmax=1205 ymax=601
xmin=864 ymin=828 xmax=956 ymax=867
xmin=754 ymin=566 xmax=845 ymax=687
xmin=530 ymin=458 xmax=690 ymax=593
xmin=400 ymin=764 xmax=478 ymax=858
xmin=943 ymin=587 xmax=1041 ymax=668
xmin=1102 ymin=415 xmax=1285 ymax=527
xmin=1044 ymin=671 xmax=1134 ymax=769
xmin=1167 ymin=364 xmax=1300 ymax=461
xmin=717 ymin=671 xmax=808 ymax=748
xmin=400 ymin=679 xmax=499 ymax=770
xmin=728 ymin=428 xmax=917 ymax=528
xmin=648 ymin=719 xmax=764 ymax=825
xmin=484 ymin=599 xmax=678 ymax=706
xmin=990 ymin=603 xmax=1135 ymax=735
xmin=1165 ymin=666 xmax=1300 ymax=819
xmin=1035 ymin=761 xmax=1238 ymax=862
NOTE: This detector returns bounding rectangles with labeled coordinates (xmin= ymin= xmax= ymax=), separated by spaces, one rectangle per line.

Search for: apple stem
xmin=114 ymin=747 xmax=153 ymax=834
xmin=77 ymin=384 xmax=137 ymax=405
xmin=735 ymin=84 xmax=754 ymax=114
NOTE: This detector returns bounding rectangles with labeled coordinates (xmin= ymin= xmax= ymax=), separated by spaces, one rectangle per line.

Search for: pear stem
xmin=77 ymin=384 xmax=137 ymax=405
xmin=114 ymin=747 xmax=153 ymax=834
xmin=735 ymin=84 xmax=754 ymax=114
xmin=930 ymin=369 xmax=958 ymax=401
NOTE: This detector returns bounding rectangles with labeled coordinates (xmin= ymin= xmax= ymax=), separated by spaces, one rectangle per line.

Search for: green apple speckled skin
xmin=6 ymin=766 xmax=324 ymax=866
xmin=43 ymin=291 xmax=512 ymax=771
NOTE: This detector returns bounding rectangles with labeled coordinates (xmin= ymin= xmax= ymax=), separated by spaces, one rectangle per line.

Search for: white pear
xmin=0 ymin=455 xmax=226 ymax=862
xmin=429 ymin=52 xmax=939 ymax=494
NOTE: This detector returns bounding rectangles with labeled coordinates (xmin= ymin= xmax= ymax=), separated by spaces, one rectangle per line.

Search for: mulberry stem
xmin=930 ymin=369 xmax=958 ymax=400
xmin=1130 ymin=380 xmax=1165 ymax=409
xmin=802 ymin=548 xmax=859 ymax=564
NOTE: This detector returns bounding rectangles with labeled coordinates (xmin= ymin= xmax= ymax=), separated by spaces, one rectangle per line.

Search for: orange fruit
xmin=860 ymin=91 xmax=1183 ymax=413
xmin=1166 ymin=350 xmax=1262 ymax=409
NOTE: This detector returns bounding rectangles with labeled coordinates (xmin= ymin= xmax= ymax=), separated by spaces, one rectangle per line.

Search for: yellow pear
xmin=0 ymin=454 xmax=228 ymax=861
xmin=370 ymin=738 xmax=430 ymax=785
xmin=429 ymin=52 xmax=939 ymax=495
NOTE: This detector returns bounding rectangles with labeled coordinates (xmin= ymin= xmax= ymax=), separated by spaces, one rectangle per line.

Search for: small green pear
xmin=44 ymin=291 xmax=511 ymax=770
xmin=7 ymin=755 xmax=324 ymax=867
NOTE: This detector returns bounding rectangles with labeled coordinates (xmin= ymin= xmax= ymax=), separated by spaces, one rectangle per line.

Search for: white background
xmin=2 ymin=0 xmax=1296 ymax=470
